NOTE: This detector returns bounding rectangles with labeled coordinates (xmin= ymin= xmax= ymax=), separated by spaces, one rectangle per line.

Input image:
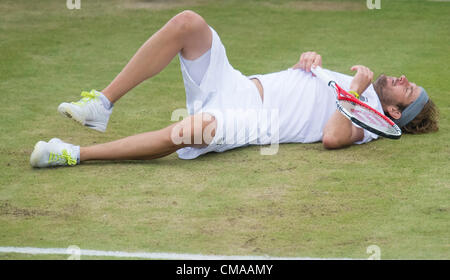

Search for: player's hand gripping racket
xmin=311 ymin=66 xmax=402 ymax=139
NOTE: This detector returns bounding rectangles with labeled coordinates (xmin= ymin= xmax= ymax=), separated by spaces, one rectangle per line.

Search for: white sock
xmin=72 ymin=145 xmax=81 ymax=164
xmin=95 ymin=90 xmax=113 ymax=110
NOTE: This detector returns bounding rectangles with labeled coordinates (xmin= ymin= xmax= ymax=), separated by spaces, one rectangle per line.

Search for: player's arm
xmin=322 ymin=111 xmax=364 ymax=149
xmin=322 ymin=65 xmax=374 ymax=149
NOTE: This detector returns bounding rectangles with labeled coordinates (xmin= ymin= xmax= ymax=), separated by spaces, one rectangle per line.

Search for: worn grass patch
xmin=121 ymin=0 xmax=208 ymax=10
xmin=262 ymin=1 xmax=366 ymax=11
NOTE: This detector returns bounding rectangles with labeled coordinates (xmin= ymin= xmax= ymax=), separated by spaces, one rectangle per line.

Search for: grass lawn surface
xmin=0 ymin=0 xmax=449 ymax=259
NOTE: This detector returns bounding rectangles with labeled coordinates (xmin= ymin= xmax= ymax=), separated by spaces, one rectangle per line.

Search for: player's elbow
xmin=322 ymin=134 xmax=348 ymax=149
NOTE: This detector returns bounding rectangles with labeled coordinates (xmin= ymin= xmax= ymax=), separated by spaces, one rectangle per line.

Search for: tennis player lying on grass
xmin=30 ymin=11 xmax=439 ymax=168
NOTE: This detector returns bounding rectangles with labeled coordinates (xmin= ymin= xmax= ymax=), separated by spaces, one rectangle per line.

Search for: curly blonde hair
xmin=401 ymin=99 xmax=439 ymax=134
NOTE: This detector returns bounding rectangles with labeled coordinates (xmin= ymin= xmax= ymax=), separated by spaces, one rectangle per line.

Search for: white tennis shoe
xmin=58 ymin=90 xmax=112 ymax=132
xmin=30 ymin=138 xmax=79 ymax=168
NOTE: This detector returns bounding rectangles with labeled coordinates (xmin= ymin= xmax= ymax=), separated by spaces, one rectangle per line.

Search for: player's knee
xmin=170 ymin=113 xmax=216 ymax=147
xmin=190 ymin=113 xmax=216 ymax=146
xmin=200 ymin=113 xmax=216 ymax=145
xmin=169 ymin=10 xmax=206 ymax=36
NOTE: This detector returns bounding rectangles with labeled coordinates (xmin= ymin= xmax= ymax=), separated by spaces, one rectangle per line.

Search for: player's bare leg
xmin=101 ymin=10 xmax=213 ymax=103
xmin=30 ymin=113 xmax=216 ymax=167
xmin=57 ymin=10 xmax=212 ymax=132
xmin=79 ymin=113 xmax=216 ymax=161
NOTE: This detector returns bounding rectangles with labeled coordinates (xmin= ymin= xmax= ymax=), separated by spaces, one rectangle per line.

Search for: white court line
xmin=0 ymin=246 xmax=354 ymax=260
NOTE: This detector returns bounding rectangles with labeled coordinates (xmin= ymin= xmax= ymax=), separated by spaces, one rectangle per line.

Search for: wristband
xmin=348 ymin=90 xmax=360 ymax=99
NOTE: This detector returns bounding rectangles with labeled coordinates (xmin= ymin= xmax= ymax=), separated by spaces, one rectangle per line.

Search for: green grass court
xmin=0 ymin=0 xmax=449 ymax=259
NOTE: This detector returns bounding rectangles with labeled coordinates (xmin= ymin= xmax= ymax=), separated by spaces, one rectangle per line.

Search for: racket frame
xmin=313 ymin=67 xmax=402 ymax=139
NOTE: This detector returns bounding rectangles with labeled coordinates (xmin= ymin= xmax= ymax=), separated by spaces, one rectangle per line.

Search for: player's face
xmin=373 ymin=74 xmax=421 ymax=107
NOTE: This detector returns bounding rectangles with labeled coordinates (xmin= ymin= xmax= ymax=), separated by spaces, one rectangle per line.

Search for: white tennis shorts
xmin=175 ymin=26 xmax=269 ymax=160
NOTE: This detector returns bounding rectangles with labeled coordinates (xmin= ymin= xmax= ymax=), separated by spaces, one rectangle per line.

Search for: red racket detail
xmin=334 ymin=84 xmax=396 ymax=126
xmin=311 ymin=66 xmax=401 ymax=139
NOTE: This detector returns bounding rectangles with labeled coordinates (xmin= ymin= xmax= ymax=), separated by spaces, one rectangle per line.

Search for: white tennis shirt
xmin=252 ymin=67 xmax=383 ymax=145
xmin=177 ymin=26 xmax=383 ymax=160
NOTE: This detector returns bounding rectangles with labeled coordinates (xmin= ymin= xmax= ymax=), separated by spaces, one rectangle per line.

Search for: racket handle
xmin=311 ymin=66 xmax=335 ymax=86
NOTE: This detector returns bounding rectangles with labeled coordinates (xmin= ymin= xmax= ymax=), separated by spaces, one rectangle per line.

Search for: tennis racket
xmin=311 ymin=66 xmax=402 ymax=139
